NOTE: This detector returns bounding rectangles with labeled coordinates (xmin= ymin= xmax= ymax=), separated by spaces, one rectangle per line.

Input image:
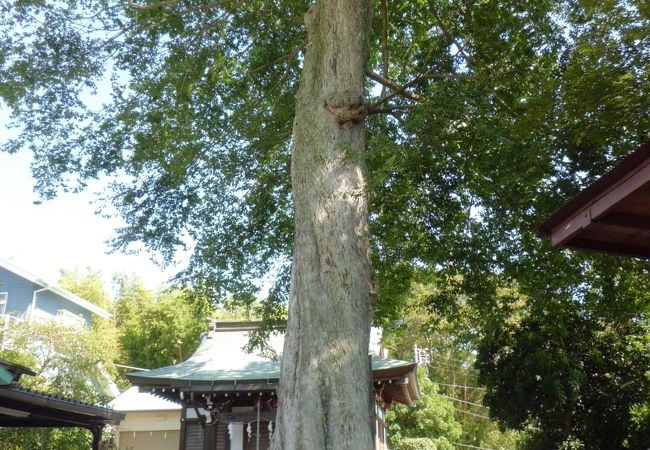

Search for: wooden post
xmin=256 ymin=399 xmax=260 ymax=450
xmin=370 ymin=354 xmax=376 ymax=450
xmin=91 ymin=426 xmax=102 ymax=450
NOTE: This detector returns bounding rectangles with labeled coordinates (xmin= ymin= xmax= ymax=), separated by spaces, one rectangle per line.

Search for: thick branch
xmin=365 ymin=70 xmax=422 ymax=102
xmin=368 ymin=64 xmax=476 ymax=109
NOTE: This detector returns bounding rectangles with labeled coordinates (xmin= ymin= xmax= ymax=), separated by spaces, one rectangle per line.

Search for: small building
xmin=539 ymin=140 xmax=650 ymax=258
xmin=123 ymin=321 xmax=419 ymax=450
xmin=0 ymin=359 xmax=124 ymax=450
xmin=0 ymin=259 xmax=111 ymax=328
xmin=109 ymin=386 xmax=181 ymax=450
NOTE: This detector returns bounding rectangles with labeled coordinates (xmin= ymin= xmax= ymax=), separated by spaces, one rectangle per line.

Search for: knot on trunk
xmin=324 ymin=90 xmax=368 ymax=129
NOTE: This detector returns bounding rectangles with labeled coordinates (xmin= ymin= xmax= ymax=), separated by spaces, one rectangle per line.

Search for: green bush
xmin=397 ymin=437 xmax=438 ymax=450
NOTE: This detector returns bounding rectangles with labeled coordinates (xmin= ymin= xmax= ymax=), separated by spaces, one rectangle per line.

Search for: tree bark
xmin=271 ymin=1 xmax=375 ymax=449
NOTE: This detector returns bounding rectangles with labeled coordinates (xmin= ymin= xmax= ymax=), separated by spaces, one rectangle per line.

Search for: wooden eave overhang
xmin=0 ymin=386 xmax=124 ymax=429
xmin=128 ymin=321 xmax=422 ymax=408
xmin=538 ymin=141 xmax=650 ymax=258
xmin=0 ymin=359 xmax=124 ymax=430
xmin=0 ymin=360 xmax=36 ymax=385
xmin=130 ymin=360 xmax=421 ymax=408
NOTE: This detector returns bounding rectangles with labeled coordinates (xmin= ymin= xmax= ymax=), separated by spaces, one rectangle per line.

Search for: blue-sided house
xmin=0 ymin=260 xmax=111 ymax=328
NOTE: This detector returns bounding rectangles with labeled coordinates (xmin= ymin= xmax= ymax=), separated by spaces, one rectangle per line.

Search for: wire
xmin=436 ymin=382 xmax=486 ymax=391
xmin=451 ymin=406 xmax=491 ymax=420
xmin=453 ymin=443 xmax=503 ymax=450
xmin=440 ymin=394 xmax=489 ymax=409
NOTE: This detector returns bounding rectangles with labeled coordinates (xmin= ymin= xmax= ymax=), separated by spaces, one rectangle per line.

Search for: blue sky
xmin=0 ymin=147 xmax=182 ymax=296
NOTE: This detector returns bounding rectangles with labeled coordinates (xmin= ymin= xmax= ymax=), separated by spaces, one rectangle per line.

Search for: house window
xmin=0 ymin=293 xmax=7 ymax=315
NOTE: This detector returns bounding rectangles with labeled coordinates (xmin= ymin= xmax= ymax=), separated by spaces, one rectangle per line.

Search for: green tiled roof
xmin=128 ymin=326 xmax=415 ymax=385
xmin=0 ymin=366 xmax=13 ymax=386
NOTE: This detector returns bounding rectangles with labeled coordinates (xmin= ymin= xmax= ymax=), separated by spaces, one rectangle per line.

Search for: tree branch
xmin=365 ymin=70 xmax=422 ymax=102
xmin=422 ymin=73 xmax=475 ymax=80
xmin=427 ymin=0 xmax=472 ymax=65
xmin=127 ymin=0 xmax=180 ymax=10
xmin=367 ymin=105 xmax=417 ymax=115
xmin=246 ymin=38 xmax=306 ymax=76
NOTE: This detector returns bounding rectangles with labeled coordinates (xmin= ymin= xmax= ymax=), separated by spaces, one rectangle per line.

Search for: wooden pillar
xmin=91 ymin=426 xmax=102 ymax=450
xmin=180 ymin=403 xmax=188 ymax=450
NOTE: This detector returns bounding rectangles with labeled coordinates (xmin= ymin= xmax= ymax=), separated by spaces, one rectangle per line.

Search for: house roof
xmin=0 ymin=259 xmax=112 ymax=319
xmin=128 ymin=321 xmax=420 ymax=407
xmin=0 ymin=359 xmax=124 ymax=429
xmin=0 ymin=385 xmax=124 ymax=428
xmin=0 ymin=360 xmax=36 ymax=385
xmin=538 ymin=141 xmax=650 ymax=258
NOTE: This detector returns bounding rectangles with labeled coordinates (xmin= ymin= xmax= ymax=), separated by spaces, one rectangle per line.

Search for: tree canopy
xmin=113 ymin=274 xmax=212 ymax=369
xmin=1 ymin=0 xmax=647 ymax=313
xmin=58 ymin=267 xmax=113 ymax=312
xmin=1 ymin=0 xmax=649 ymax=447
xmin=0 ymin=319 xmax=119 ymax=449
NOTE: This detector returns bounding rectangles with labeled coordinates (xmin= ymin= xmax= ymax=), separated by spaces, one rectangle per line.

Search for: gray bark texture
xmin=271 ymin=1 xmax=375 ymax=449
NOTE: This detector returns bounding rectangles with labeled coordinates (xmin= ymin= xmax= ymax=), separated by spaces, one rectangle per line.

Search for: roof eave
xmin=538 ymin=141 xmax=650 ymax=237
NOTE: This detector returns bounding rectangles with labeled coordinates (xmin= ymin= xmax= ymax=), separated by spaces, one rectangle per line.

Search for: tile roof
xmin=127 ymin=321 xmax=421 ymax=406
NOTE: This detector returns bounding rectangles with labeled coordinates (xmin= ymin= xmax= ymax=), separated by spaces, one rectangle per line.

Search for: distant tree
xmin=384 ymin=276 xmax=521 ymax=450
xmin=387 ymin=370 xmax=462 ymax=450
xmin=0 ymin=319 xmax=119 ymax=449
xmin=114 ymin=275 xmax=212 ymax=369
xmin=476 ymin=262 xmax=650 ymax=450
xmin=58 ymin=267 xmax=112 ymax=312
xmin=112 ymin=274 xmax=155 ymax=327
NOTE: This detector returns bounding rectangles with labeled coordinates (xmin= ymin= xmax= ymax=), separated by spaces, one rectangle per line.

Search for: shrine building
xmin=123 ymin=320 xmax=420 ymax=450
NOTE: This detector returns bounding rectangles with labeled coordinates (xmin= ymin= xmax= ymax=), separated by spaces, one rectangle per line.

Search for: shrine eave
xmin=539 ymin=141 xmax=650 ymax=258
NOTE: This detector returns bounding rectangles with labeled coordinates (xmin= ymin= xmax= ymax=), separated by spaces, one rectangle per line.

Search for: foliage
xmin=0 ymin=0 xmax=645 ymax=316
xmin=1 ymin=0 xmax=649 ymax=446
xmin=395 ymin=437 xmax=439 ymax=450
xmin=476 ymin=268 xmax=650 ymax=450
xmin=0 ymin=320 xmax=117 ymax=402
xmin=0 ymin=428 xmax=95 ymax=450
xmin=387 ymin=370 xmax=461 ymax=450
xmin=384 ymin=278 xmax=521 ymax=450
xmin=114 ymin=274 xmax=212 ymax=369
xmin=0 ymin=319 xmax=119 ymax=449
xmin=58 ymin=267 xmax=113 ymax=312
xmin=627 ymin=392 xmax=650 ymax=449
xmin=384 ymin=269 xmax=650 ymax=449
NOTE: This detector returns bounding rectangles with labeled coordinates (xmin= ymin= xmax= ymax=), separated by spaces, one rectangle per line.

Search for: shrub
xmin=397 ymin=437 xmax=438 ymax=450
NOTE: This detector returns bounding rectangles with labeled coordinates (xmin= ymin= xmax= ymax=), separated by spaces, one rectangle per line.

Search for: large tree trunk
xmin=271 ymin=1 xmax=375 ymax=449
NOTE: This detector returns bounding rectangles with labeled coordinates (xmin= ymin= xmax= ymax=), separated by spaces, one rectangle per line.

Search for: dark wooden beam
xmin=214 ymin=410 xmax=276 ymax=424
xmin=545 ymin=160 xmax=650 ymax=248
xmin=568 ymin=238 xmax=650 ymax=259
xmin=0 ymin=419 xmax=85 ymax=427
xmin=595 ymin=212 xmax=650 ymax=231
xmin=0 ymin=388 xmax=122 ymax=422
